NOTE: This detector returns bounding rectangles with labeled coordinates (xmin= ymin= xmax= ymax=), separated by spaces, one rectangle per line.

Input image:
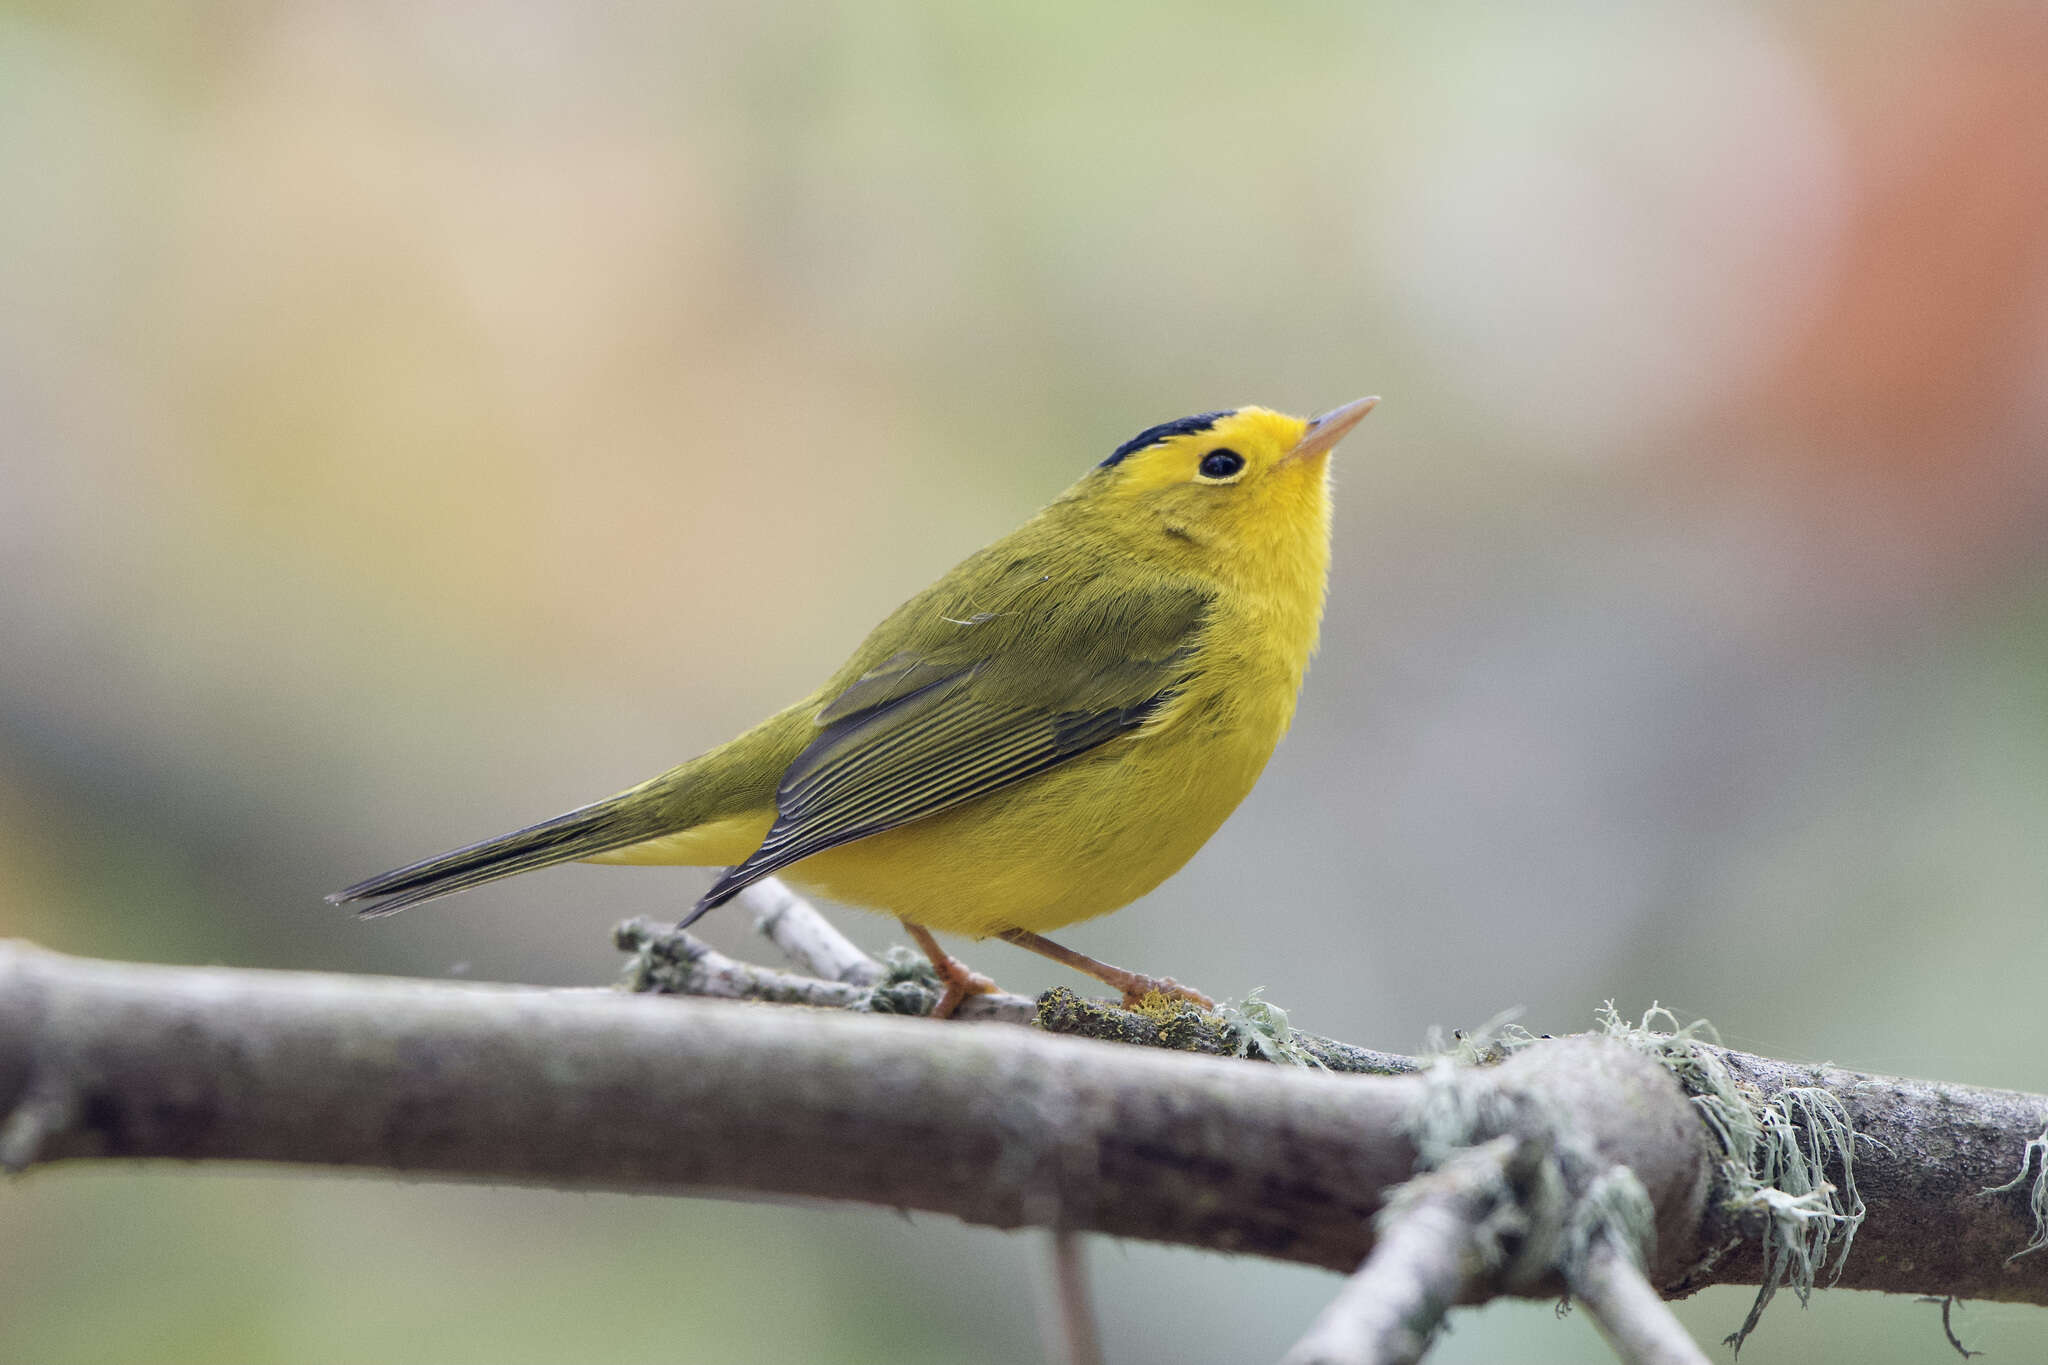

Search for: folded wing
xmin=688 ymin=569 xmax=1210 ymax=921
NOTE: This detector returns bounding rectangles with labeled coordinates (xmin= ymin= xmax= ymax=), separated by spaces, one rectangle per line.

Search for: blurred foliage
xmin=2 ymin=1 xmax=2046 ymax=1360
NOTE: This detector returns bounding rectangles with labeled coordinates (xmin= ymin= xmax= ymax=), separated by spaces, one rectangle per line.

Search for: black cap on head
xmin=1099 ymin=410 xmax=1234 ymax=468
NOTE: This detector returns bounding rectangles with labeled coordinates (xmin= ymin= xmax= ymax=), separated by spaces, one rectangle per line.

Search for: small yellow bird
xmin=332 ymin=398 xmax=1377 ymax=1014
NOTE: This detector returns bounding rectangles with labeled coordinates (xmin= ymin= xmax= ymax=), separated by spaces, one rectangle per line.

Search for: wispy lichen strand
xmin=1594 ymin=1003 xmax=1869 ymax=1354
xmin=1982 ymin=1124 xmax=2048 ymax=1262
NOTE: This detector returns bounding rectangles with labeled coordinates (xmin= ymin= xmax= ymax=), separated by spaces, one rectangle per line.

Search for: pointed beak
xmin=1286 ymin=395 xmax=1379 ymax=465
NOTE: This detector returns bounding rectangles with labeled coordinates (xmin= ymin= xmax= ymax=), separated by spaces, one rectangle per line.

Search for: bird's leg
xmin=997 ymin=929 xmax=1215 ymax=1011
xmin=902 ymin=922 xmax=998 ymax=1019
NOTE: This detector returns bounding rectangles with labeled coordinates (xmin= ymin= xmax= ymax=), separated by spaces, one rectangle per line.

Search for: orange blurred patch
xmin=1740 ymin=11 xmax=2048 ymax=576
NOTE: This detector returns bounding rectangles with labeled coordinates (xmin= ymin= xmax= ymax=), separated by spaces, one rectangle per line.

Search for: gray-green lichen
xmin=1033 ymin=987 xmax=1420 ymax=1075
xmin=1595 ymin=1003 xmax=1868 ymax=1354
xmin=614 ymin=917 xmax=695 ymax=994
xmin=1216 ymin=990 xmax=1326 ymax=1069
xmin=856 ymin=946 xmax=945 ymax=1016
xmin=1401 ymin=1038 xmax=1654 ymax=1298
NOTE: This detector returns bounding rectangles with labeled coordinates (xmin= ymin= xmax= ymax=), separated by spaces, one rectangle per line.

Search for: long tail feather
xmin=328 ymin=798 xmax=658 ymax=919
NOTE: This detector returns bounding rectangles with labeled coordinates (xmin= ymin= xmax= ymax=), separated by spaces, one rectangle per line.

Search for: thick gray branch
xmin=0 ymin=941 xmax=1421 ymax=1267
xmin=0 ymin=942 xmax=1706 ymax=1281
xmin=3 ymin=939 xmax=2045 ymax=1317
xmin=1672 ymin=1046 xmax=2048 ymax=1305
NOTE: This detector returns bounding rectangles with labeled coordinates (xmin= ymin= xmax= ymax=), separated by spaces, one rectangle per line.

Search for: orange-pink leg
xmin=902 ymin=922 xmax=999 ymax=1019
xmin=997 ymin=928 xmax=1215 ymax=1010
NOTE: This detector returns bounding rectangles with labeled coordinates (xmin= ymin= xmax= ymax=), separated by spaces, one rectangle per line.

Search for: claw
xmin=902 ymin=922 xmax=1001 ymax=1020
xmin=933 ymin=966 xmax=999 ymax=1020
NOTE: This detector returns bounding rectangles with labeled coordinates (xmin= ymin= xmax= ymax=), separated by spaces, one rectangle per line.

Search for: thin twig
xmin=1278 ymin=1138 xmax=1519 ymax=1365
xmin=1573 ymin=1241 xmax=1712 ymax=1365
xmin=1036 ymin=987 xmax=1420 ymax=1075
xmin=1915 ymin=1297 xmax=1982 ymax=1359
xmin=618 ymin=921 xmax=871 ymax=1008
xmin=615 ymin=919 xmax=1037 ymax=1022
xmin=737 ymin=877 xmax=883 ymax=986
xmin=1039 ymin=1229 xmax=1105 ymax=1365
xmin=0 ymin=1076 xmax=76 ymax=1172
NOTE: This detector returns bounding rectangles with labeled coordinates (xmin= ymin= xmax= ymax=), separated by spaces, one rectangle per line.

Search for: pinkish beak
xmin=1285 ymin=396 xmax=1380 ymax=465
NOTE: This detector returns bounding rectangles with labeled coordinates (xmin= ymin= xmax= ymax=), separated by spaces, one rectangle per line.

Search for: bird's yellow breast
xmin=783 ymin=700 xmax=1281 ymax=934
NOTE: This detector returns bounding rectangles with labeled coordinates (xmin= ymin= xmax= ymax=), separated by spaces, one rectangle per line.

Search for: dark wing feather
xmin=687 ymin=571 xmax=1210 ymax=921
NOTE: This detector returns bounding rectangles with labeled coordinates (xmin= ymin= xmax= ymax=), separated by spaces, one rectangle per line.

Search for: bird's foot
xmin=1115 ymin=974 xmax=1216 ymax=1012
xmin=994 ymin=927 xmax=1216 ymax=1014
xmin=932 ymin=965 xmax=1000 ymax=1020
xmin=902 ymin=922 xmax=1000 ymax=1020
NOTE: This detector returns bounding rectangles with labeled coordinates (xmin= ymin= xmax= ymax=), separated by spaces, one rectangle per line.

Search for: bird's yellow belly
xmin=783 ymin=703 xmax=1282 ymax=938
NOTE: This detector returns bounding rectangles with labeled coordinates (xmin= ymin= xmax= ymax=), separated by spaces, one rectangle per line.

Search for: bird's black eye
xmin=1198 ymin=449 xmax=1245 ymax=480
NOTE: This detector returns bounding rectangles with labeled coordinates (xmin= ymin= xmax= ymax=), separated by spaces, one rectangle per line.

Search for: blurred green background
xmin=5 ymin=2 xmax=2047 ymax=1360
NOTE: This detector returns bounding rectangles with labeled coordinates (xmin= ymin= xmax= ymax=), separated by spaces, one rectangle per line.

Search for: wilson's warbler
xmin=332 ymin=398 xmax=1377 ymax=1014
